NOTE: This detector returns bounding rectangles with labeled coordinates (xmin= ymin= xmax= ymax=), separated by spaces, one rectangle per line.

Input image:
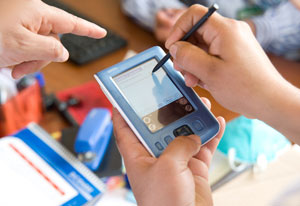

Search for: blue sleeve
xmin=120 ymin=0 xmax=185 ymax=30
xmin=252 ymin=1 xmax=300 ymax=59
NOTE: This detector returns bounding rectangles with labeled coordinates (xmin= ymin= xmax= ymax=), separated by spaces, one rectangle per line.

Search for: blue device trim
xmin=95 ymin=46 xmax=220 ymax=157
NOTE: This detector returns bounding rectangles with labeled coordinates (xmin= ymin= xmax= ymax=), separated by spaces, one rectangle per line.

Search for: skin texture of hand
xmin=291 ymin=0 xmax=300 ymax=9
xmin=0 ymin=0 xmax=106 ymax=79
xmin=154 ymin=8 xmax=186 ymax=43
xmin=113 ymin=98 xmax=225 ymax=206
xmin=165 ymin=5 xmax=300 ymax=144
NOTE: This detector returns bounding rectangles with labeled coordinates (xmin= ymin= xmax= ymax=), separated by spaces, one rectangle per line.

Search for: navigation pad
xmin=173 ymin=125 xmax=194 ymax=137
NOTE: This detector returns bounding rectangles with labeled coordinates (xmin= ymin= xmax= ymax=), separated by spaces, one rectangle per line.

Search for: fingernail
xmin=99 ymin=27 xmax=107 ymax=35
xmin=13 ymin=71 xmax=24 ymax=79
xmin=169 ymin=44 xmax=178 ymax=58
xmin=60 ymin=48 xmax=69 ymax=62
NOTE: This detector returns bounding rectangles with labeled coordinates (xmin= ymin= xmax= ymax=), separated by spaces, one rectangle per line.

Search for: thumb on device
xmin=160 ymin=135 xmax=202 ymax=163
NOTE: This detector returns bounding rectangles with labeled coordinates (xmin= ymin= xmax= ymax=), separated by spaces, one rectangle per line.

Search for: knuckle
xmin=205 ymin=55 xmax=218 ymax=75
xmin=177 ymin=43 xmax=190 ymax=63
xmin=190 ymin=4 xmax=206 ymax=13
xmin=15 ymin=33 xmax=30 ymax=51
xmin=226 ymin=19 xmax=248 ymax=33
xmin=50 ymin=41 xmax=62 ymax=59
xmin=226 ymin=18 xmax=239 ymax=29
xmin=71 ymin=14 xmax=80 ymax=32
xmin=177 ymin=135 xmax=200 ymax=149
xmin=239 ymin=20 xmax=252 ymax=32
xmin=187 ymin=135 xmax=202 ymax=145
xmin=172 ymin=136 xmax=187 ymax=145
xmin=238 ymin=20 xmax=249 ymax=28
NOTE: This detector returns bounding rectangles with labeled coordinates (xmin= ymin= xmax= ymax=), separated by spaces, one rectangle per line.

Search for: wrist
xmin=256 ymin=77 xmax=300 ymax=143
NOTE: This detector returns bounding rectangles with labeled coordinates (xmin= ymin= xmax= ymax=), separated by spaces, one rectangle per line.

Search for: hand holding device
xmin=165 ymin=4 xmax=300 ymax=143
xmin=113 ymin=105 xmax=225 ymax=206
xmin=0 ymin=0 xmax=106 ymax=79
xmin=95 ymin=46 xmax=220 ymax=157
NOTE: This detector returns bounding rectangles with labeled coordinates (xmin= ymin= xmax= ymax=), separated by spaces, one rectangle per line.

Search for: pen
xmin=152 ymin=3 xmax=219 ymax=73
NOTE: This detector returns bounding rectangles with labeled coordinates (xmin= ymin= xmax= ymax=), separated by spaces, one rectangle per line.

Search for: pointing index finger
xmin=45 ymin=4 xmax=107 ymax=38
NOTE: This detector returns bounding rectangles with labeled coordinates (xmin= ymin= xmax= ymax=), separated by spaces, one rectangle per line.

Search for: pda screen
xmin=113 ymin=58 xmax=194 ymax=133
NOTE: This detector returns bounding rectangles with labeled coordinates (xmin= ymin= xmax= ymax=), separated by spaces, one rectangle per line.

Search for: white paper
xmin=0 ymin=138 xmax=78 ymax=206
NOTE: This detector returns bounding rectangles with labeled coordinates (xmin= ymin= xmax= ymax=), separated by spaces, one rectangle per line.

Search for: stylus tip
xmin=152 ymin=66 xmax=159 ymax=73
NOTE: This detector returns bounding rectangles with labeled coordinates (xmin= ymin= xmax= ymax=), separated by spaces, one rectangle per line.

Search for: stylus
xmin=152 ymin=3 xmax=219 ymax=73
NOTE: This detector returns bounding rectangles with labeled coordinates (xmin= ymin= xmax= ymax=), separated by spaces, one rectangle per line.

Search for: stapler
xmin=74 ymin=108 xmax=113 ymax=171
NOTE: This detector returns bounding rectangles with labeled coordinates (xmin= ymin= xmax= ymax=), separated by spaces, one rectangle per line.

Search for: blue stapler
xmin=74 ymin=108 xmax=113 ymax=171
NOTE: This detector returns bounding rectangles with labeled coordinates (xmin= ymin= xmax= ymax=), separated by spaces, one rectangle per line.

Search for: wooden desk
xmin=40 ymin=0 xmax=239 ymax=133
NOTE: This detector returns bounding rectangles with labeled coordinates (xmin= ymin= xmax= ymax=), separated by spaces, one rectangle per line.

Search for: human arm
xmin=120 ymin=0 xmax=185 ymax=30
xmin=246 ymin=0 xmax=300 ymax=59
xmin=0 ymin=0 xmax=106 ymax=79
xmin=165 ymin=5 xmax=300 ymax=144
xmin=154 ymin=8 xmax=187 ymax=42
xmin=113 ymin=98 xmax=225 ymax=206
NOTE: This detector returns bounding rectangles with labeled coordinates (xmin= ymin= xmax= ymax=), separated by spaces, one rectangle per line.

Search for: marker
xmin=152 ymin=3 xmax=219 ymax=73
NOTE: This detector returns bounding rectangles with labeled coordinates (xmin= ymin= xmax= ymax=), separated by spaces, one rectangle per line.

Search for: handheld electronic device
xmin=94 ymin=46 xmax=220 ymax=157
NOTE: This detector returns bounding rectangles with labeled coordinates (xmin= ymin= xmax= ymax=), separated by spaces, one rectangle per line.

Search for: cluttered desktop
xmin=1 ymin=0 xmax=300 ymax=205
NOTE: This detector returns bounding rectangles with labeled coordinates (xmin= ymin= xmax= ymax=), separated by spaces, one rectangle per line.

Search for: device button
xmin=164 ymin=136 xmax=173 ymax=145
xmin=155 ymin=142 xmax=164 ymax=151
xmin=143 ymin=117 xmax=151 ymax=124
xmin=192 ymin=120 xmax=204 ymax=131
xmin=148 ymin=124 xmax=156 ymax=132
xmin=173 ymin=125 xmax=194 ymax=137
xmin=185 ymin=104 xmax=193 ymax=112
xmin=179 ymin=98 xmax=188 ymax=105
